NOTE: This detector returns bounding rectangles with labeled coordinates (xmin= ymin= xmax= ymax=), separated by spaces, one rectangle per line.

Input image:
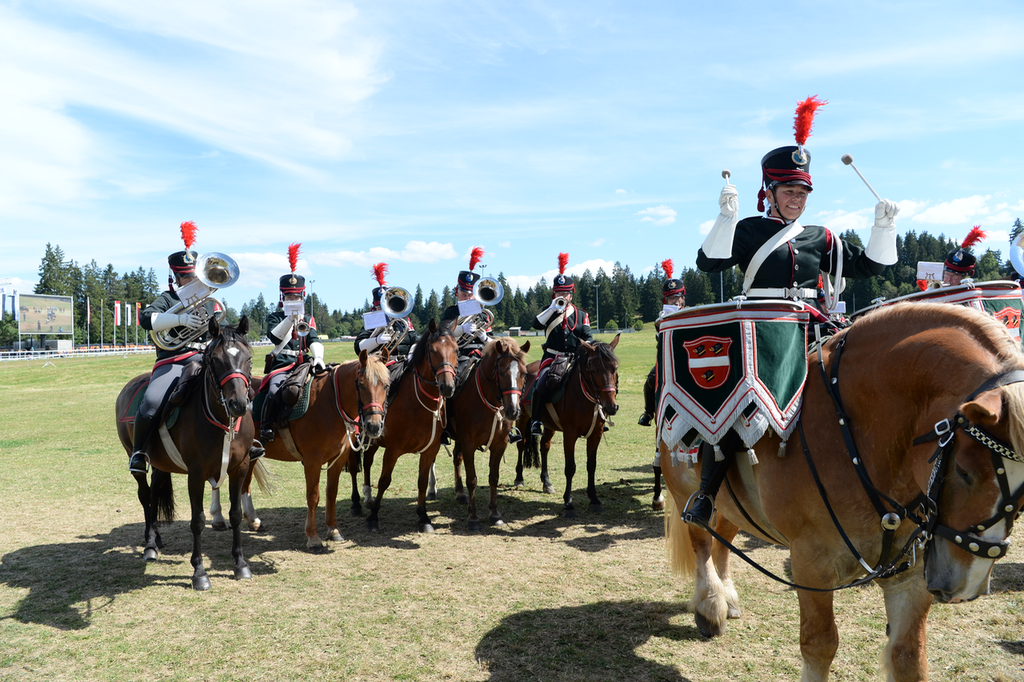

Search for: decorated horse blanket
xmin=657 ymin=300 xmax=810 ymax=458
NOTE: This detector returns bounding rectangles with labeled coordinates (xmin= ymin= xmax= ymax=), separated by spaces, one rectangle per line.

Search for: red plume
xmin=180 ymin=221 xmax=197 ymax=250
xmin=961 ymin=225 xmax=986 ymax=250
xmin=916 ymin=280 xmax=929 ymax=292
xmin=661 ymin=259 xmax=674 ymax=279
xmin=288 ymin=243 xmax=301 ymax=273
xmin=469 ymin=246 xmax=484 ymax=271
xmin=793 ymin=96 xmax=827 ymax=146
xmin=558 ymin=252 xmax=569 ymax=275
xmin=371 ymin=262 xmax=388 ymax=286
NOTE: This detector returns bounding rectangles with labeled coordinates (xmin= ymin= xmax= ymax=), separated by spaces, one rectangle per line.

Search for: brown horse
xmin=515 ymin=335 xmax=621 ymax=518
xmin=442 ymin=337 xmax=531 ymax=530
xmin=115 ymin=316 xmax=255 ymax=591
xmin=341 ymin=318 xmax=459 ymax=532
xmin=661 ymin=302 xmax=1024 ymax=681
xmin=209 ymin=350 xmax=390 ymax=549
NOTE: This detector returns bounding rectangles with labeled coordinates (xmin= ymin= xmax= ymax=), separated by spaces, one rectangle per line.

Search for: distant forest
xmin=9 ymin=220 xmax=1022 ymax=345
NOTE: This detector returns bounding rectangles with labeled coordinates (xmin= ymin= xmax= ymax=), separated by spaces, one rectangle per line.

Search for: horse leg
xmin=453 ymin=444 xmax=468 ymax=504
xmin=415 ymin=451 xmax=438 ymax=533
xmin=562 ymin=435 xmax=577 ymax=519
xmin=135 ymin=471 xmax=160 ymax=561
xmin=584 ymin=429 xmax=603 ymax=513
xmin=240 ymin=458 xmax=261 ymax=531
xmin=540 ymin=430 xmax=555 ymax=495
xmin=463 ymin=445 xmax=481 ymax=531
xmin=879 ymin=568 xmax=932 ymax=682
xmin=324 ymin=459 xmax=344 ymax=543
xmin=711 ymin=514 xmax=742 ymax=619
xmin=362 ymin=445 xmax=377 ymax=507
xmin=426 ymin=461 xmax=438 ymax=501
xmin=302 ymin=459 xmax=326 ymax=551
xmin=795 ymin=586 xmax=838 ymax=681
xmin=348 ymin=447 xmax=363 ymax=517
xmin=365 ymin=447 xmax=395 ymax=533
xmin=652 ymin=462 xmax=665 ymax=511
xmin=188 ymin=473 xmax=211 ymax=591
xmin=513 ymin=440 xmax=526 ymax=488
xmin=686 ymin=522 xmax=731 ymax=637
xmin=227 ymin=468 xmax=252 ymax=581
xmin=209 ymin=486 xmax=227 ymax=531
xmin=487 ymin=444 xmax=505 ymax=527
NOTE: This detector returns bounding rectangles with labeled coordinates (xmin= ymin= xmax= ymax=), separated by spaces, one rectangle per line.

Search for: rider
xmin=258 ymin=243 xmax=326 ymax=444
xmin=529 ymin=252 xmax=594 ymax=436
xmin=688 ymin=98 xmax=899 ymax=527
xmin=353 ymin=262 xmax=418 ymax=363
xmin=440 ymin=247 xmax=491 ymax=383
xmin=942 ymin=226 xmax=986 ymax=286
xmin=131 ymin=221 xmax=219 ymax=473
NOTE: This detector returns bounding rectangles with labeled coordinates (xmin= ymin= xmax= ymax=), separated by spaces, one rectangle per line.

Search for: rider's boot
xmin=683 ymin=447 xmax=734 ymax=528
xmin=260 ymin=397 xmax=277 ymax=444
xmin=637 ymin=412 xmax=653 ymax=427
xmin=249 ymin=440 xmax=266 ymax=461
xmin=129 ymin=413 xmax=153 ymax=473
xmin=639 ymin=366 xmax=656 ymax=426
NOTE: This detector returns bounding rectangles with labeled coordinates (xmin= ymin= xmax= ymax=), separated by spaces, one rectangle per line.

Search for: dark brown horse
xmin=341 ymin=319 xmax=459 ymax=532
xmin=515 ymin=335 xmax=621 ymax=518
xmin=442 ymin=337 xmax=531 ymax=530
xmin=115 ymin=316 xmax=255 ymax=591
xmin=661 ymin=302 xmax=1024 ymax=681
xmin=209 ymin=350 xmax=390 ymax=549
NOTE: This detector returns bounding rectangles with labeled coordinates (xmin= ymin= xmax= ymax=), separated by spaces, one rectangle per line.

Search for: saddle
xmin=530 ymin=354 xmax=574 ymax=405
xmin=448 ymin=354 xmax=481 ymax=401
xmin=253 ymin=364 xmax=315 ymax=429
xmin=166 ymin=361 xmax=204 ymax=409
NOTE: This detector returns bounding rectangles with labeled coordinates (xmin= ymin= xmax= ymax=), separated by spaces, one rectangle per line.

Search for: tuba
xmin=375 ymin=286 xmax=412 ymax=354
xmin=456 ymin=277 xmax=504 ymax=346
xmin=150 ymin=252 xmax=240 ymax=351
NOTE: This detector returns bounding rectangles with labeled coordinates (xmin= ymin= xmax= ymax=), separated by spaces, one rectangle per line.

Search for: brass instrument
xmin=374 ymin=286 xmax=412 ymax=354
xmin=552 ymin=296 xmax=568 ymax=313
xmin=150 ymin=252 xmax=240 ymax=351
xmin=282 ymin=300 xmax=310 ymax=337
xmin=455 ymin=277 xmax=503 ymax=347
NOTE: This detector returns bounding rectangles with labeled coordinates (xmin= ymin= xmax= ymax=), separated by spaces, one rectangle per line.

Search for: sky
xmin=3 ymin=0 xmax=1024 ymax=315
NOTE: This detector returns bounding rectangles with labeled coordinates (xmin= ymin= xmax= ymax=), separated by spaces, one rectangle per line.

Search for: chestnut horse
xmin=661 ymin=302 xmax=1024 ymax=681
xmin=515 ymin=335 xmax=621 ymax=518
xmin=209 ymin=350 xmax=390 ymax=549
xmin=342 ymin=318 xmax=459 ymax=532
xmin=115 ymin=316 xmax=255 ymax=591
xmin=443 ymin=337 xmax=531 ymax=530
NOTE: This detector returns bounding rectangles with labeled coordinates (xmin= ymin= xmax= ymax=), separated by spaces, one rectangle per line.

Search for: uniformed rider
xmin=258 ymin=243 xmax=325 ymax=444
xmin=131 ymin=221 xmax=219 ymax=473
xmin=942 ymin=226 xmax=986 ymax=286
xmin=439 ymin=247 xmax=491 ymax=383
xmin=529 ymin=252 xmax=594 ymax=436
xmin=353 ymin=262 xmax=418 ymax=363
xmin=687 ymin=98 xmax=899 ymax=527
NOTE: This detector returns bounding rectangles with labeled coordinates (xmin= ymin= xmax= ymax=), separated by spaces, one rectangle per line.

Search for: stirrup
xmin=637 ymin=412 xmax=652 ymax=427
xmin=530 ymin=420 xmax=545 ymax=436
xmin=507 ymin=428 xmax=523 ymax=444
xmin=249 ymin=440 xmax=266 ymax=461
xmin=128 ymin=451 xmax=150 ymax=474
xmin=259 ymin=427 xmax=275 ymax=444
xmin=682 ymin=492 xmax=715 ymax=528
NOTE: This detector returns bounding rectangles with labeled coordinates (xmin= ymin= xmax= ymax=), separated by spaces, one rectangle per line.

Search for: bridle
xmin=334 ymin=361 xmax=387 ymax=453
xmin=577 ymin=347 xmax=618 ymax=411
xmin=476 ymin=345 xmax=524 ymax=412
xmin=201 ymin=334 xmax=251 ymax=438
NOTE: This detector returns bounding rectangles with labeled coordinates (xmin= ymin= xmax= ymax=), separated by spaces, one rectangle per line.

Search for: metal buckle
xmin=934 ymin=418 xmax=954 ymax=447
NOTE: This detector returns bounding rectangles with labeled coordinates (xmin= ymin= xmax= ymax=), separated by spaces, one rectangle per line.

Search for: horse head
xmin=357 ymin=349 xmax=390 ymax=439
xmin=205 ymin=314 xmax=253 ymax=419
xmin=578 ymin=333 xmax=620 ymax=417
xmin=419 ymin=318 xmax=459 ymax=399
xmin=489 ymin=338 xmax=531 ymax=421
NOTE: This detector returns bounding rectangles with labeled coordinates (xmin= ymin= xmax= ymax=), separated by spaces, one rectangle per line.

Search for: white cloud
xmin=911 ymin=195 xmax=991 ymax=225
xmin=636 ymin=205 xmax=677 ymax=226
xmin=310 ymin=241 xmax=458 ymax=268
xmin=615 ymin=189 xmax=627 ymax=195
xmin=504 ymin=258 xmax=616 ymax=294
xmin=591 ymin=237 xmax=606 ymax=247
xmin=230 ymin=251 xmax=311 ymax=293
xmin=498 ymin=241 xmax=511 ymax=248
xmin=817 ymin=208 xmax=873 ymax=233
xmin=896 ymin=200 xmax=929 ymax=220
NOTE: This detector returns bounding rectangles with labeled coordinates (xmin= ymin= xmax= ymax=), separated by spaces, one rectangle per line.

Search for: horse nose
xmin=440 ymin=378 xmax=456 ymax=399
xmin=228 ymin=398 xmax=247 ymax=417
xmin=365 ymin=418 xmax=384 ymax=439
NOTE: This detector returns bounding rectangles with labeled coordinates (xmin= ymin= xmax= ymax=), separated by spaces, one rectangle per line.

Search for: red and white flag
xmin=114 ymin=300 xmax=121 ymax=326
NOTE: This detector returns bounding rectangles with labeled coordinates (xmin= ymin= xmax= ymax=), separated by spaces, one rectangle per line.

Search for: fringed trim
xmin=778 ymin=440 xmax=787 ymax=458
xmin=713 ymin=444 xmax=724 ymax=462
xmin=747 ymin=448 xmax=759 ymax=465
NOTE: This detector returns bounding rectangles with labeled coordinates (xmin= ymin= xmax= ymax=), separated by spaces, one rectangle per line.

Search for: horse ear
xmin=610 ymin=333 xmax=620 ymax=349
xmin=961 ymin=390 xmax=1002 ymax=427
xmin=209 ymin=314 xmax=221 ymax=338
xmin=381 ymin=347 xmax=390 ymax=363
xmin=359 ymin=349 xmax=368 ymax=366
xmin=429 ymin=318 xmax=438 ymax=334
xmin=521 ymin=340 xmax=531 ymax=354
xmin=237 ymin=315 xmax=249 ymax=335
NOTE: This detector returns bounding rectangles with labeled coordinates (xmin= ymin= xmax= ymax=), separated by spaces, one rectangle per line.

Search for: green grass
xmin=0 ymin=331 xmax=1022 ymax=681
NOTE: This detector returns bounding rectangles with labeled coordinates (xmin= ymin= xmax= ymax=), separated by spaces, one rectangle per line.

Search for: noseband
xmin=202 ymin=335 xmax=252 ymax=434
xmin=577 ymin=350 xmax=618 ymax=405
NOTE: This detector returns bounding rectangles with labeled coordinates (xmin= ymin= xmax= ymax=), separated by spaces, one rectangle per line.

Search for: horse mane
xmin=858 ymin=302 xmax=1024 ymax=454
xmin=492 ymin=336 xmax=527 ymax=363
xmin=363 ymin=353 xmax=390 ymax=387
xmin=592 ymin=340 xmax=619 ymax=368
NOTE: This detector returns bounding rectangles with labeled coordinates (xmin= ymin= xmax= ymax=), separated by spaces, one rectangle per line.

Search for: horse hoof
xmin=652 ymin=499 xmax=665 ymax=511
xmin=192 ymin=575 xmax=212 ymax=591
xmin=426 ymin=492 xmax=438 ymax=501
xmin=589 ymin=503 xmax=603 ymax=513
xmin=328 ymin=529 xmax=344 ymax=543
xmin=306 ymin=536 xmax=324 ymax=550
xmin=234 ymin=566 xmax=253 ymax=580
xmin=211 ymin=522 xmax=228 ymax=532
xmin=420 ymin=523 xmax=435 ymax=533
xmin=694 ymin=611 xmax=725 ymax=638
xmin=513 ymin=479 xmax=525 ymax=488
xmin=468 ymin=520 xmax=482 ymax=532
xmin=727 ymin=605 xmax=741 ymax=619
xmin=143 ymin=548 xmax=158 ymax=562
xmin=490 ymin=515 xmax=504 ymax=526
xmin=455 ymin=494 xmax=468 ymax=505
xmin=351 ymin=505 xmax=363 ymax=517
xmin=563 ymin=508 xmax=577 ymax=519
xmin=366 ymin=519 xmax=379 ymax=532
xmin=249 ymin=519 xmax=263 ymax=532
xmin=543 ymin=484 xmax=556 ymax=494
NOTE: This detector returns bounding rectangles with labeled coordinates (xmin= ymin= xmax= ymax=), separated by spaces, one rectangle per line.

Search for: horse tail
xmin=151 ymin=469 xmax=176 ymax=523
xmin=664 ymin=484 xmax=697 ymax=580
xmin=522 ymin=431 xmax=540 ymax=469
xmin=251 ymin=459 xmax=275 ymax=496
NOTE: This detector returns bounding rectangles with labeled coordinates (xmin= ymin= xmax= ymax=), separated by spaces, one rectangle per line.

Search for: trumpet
xmin=283 ymin=300 xmax=311 ymax=337
xmin=373 ymin=286 xmax=412 ymax=354
xmin=150 ymin=252 xmax=239 ymax=351
xmin=552 ymin=296 xmax=568 ymax=313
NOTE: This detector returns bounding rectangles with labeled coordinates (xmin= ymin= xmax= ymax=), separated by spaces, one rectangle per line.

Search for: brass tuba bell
xmin=149 ymin=252 xmax=240 ymax=351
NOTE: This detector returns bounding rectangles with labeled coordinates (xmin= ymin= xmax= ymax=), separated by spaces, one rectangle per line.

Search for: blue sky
xmin=3 ymin=0 xmax=1024 ymax=314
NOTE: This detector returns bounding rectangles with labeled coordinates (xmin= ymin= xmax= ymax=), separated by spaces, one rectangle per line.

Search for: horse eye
xmin=954 ymin=461 xmax=974 ymax=485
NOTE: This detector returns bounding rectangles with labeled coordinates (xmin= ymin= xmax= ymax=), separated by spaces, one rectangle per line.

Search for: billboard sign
xmin=19 ymin=293 xmax=74 ymax=335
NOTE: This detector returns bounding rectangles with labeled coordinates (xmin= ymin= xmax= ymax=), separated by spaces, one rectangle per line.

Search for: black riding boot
xmin=638 ymin=366 xmax=656 ymax=426
xmin=530 ymin=380 xmax=548 ymax=436
xmin=683 ymin=447 xmax=734 ymax=528
xmin=260 ymin=396 xmax=278 ymax=443
xmin=249 ymin=440 xmax=266 ymax=461
xmin=129 ymin=413 xmax=153 ymax=473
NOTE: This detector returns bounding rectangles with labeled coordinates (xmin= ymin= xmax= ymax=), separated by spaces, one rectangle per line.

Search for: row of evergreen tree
xmin=8 ymin=221 xmax=1021 ymax=346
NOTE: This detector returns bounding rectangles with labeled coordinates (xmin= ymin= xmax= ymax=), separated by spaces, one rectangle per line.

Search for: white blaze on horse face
xmin=508 ymin=361 xmax=520 ymax=410
xmin=226 ymin=347 xmax=240 ymax=357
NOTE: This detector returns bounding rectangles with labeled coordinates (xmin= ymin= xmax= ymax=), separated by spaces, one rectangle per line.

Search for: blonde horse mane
xmin=362 ymin=353 xmax=390 ymax=387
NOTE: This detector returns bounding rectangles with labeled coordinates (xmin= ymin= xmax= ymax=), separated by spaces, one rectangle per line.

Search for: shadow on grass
xmin=991 ymin=561 xmax=1024 ymax=593
xmin=475 ymin=599 xmax=699 ymax=682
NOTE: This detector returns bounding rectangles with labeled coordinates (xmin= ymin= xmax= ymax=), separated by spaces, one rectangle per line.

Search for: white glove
xmin=150 ymin=310 xmax=203 ymax=332
xmin=536 ymin=303 xmax=559 ymax=325
xmin=309 ymin=341 xmax=326 ymax=370
xmin=457 ymin=321 xmax=476 ymax=337
xmin=270 ymin=316 xmax=294 ymax=340
xmin=866 ymin=199 xmax=899 ymax=265
xmin=701 ymin=184 xmax=739 ymax=259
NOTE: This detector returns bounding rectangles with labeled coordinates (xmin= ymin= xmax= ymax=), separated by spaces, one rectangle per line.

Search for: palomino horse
xmin=661 ymin=302 xmax=1024 ymax=681
xmin=115 ymin=316 xmax=255 ymax=591
xmin=515 ymin=335 xmax=621 ymax=518
xmin=341 ymin=318 xmax=459 ymax=532
xmin=443 ymin=337 xmax=531 ymax=530
xmin=209 ymin=350 xmax=390 ymax=549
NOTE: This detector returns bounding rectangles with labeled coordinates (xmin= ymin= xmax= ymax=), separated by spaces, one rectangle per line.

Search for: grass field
xmin=1 ymin=328 xmax=1022 ymax=681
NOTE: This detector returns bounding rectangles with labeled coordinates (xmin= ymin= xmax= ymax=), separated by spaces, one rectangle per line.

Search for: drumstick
xmin=841 ymin=154 xmax=881 ymax=202
xmin=722 ymin=169 xmax=731 ymax=182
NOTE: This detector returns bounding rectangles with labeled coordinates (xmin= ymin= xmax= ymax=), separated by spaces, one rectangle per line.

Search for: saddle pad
xmin=253 ymin=373 xmax=313 ymax=424
xmin=121 ymin=380 xmax=179 ymax=430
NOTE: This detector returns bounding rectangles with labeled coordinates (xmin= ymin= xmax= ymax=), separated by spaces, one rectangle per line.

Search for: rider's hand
xmin=376 ymin=333 xmax=392 ymax=346
xmin=177 ymin=311 xmax=205 ymax=331
xmin=874 ymin=199 xmax=899 ymax=229
xmin=719 ymin=184 xmax=738 ymax=217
